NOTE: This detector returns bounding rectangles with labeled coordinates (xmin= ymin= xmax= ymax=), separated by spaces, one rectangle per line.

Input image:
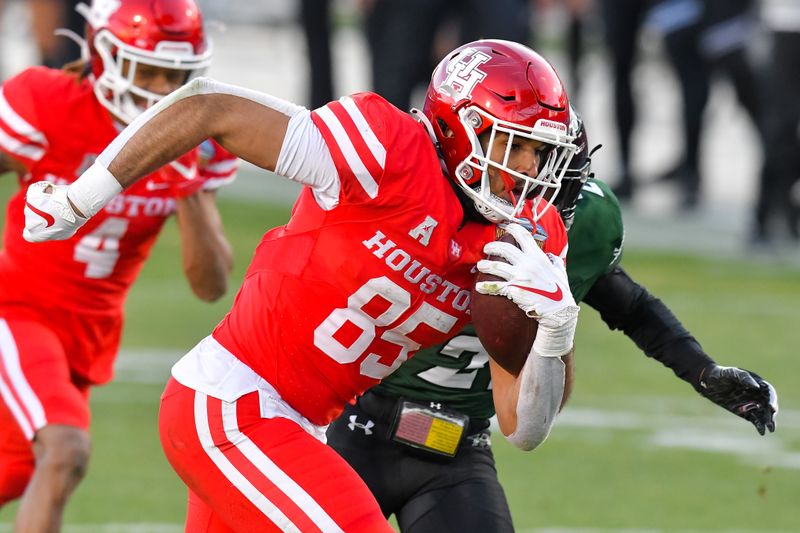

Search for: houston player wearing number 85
xmin=0 ymin=1 xmax=236 ymax=530
xmin=22 ymin=39 xmax=579 ymax=531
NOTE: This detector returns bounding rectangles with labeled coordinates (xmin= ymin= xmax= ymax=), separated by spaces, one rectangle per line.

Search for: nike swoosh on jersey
xmin=509 ymin=283 xmax=563 ymax=301
xmin=25 ymin=201 xmax=55 ymax=228
xmin=169 ymin=161 xmax=198 ymax=180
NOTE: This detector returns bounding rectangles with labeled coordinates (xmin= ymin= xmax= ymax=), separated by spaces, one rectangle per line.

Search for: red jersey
xmin=212 ymin=93 xmax=567 ymax=426
xmin=0 ymin=67 xmax=237 ymax=384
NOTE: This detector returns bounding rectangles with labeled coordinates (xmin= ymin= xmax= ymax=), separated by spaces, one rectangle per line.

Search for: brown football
xmin=471 ymin=232 xmax=537 ymax=376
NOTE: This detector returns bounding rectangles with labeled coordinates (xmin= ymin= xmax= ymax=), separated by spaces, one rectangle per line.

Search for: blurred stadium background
xmin=0 ymin=0 xmax=798 ymax=531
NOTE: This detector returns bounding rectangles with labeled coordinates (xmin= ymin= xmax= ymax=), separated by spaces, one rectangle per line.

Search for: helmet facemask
xmin=91 ymin=29 xmax=211 ymax=124
xmin=455 ymin=106 xmax=576 ymax=223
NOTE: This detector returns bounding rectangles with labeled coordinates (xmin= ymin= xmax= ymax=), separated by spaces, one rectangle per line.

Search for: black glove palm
xmin=697 ymin=365 xmax=778 ymax=435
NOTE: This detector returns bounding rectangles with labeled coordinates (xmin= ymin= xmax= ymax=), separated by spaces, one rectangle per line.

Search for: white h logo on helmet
xmin=85 ymin=0 xmax=121 ymax=28
xmin=440 ymin=49 xmax=490 ymax=101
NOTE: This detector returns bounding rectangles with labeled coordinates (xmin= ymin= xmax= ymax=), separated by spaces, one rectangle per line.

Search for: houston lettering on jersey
xmin=362 ymin=230 xmax=471 ymax=312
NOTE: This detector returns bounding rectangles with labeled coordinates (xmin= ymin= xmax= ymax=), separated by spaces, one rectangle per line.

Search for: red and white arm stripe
xmin=0 ymin=320 xmax=47 ymax=440
xmin=339 ymin=97 xmax=386 ymax=169
xmin=0 ymin=88 xmax=47 ymax=144
xmin=195 ymin=392 xmax=346 ymax=532
xmin=203 ymin=158 xmax=240 ymax=176
xmin=0 ymin=128 xmax=45 ymax=163
xmin=313 ymin=97 xmax=387 ymax=199
xmin=200 ymin=158 xmax=239 ymax=190
xmin=201 ymin=175 xmax=237 ymax=191
xmin=0 ymin=87 xmax=47 ymax=162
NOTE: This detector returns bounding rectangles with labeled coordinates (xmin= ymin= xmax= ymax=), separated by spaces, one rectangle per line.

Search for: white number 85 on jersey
xmin=314 ymin=276 xmax=459 ymax=379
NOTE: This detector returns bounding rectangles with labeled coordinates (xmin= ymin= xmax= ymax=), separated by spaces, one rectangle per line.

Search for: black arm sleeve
xmin=583 ymin=267 xmax=715 ymax=389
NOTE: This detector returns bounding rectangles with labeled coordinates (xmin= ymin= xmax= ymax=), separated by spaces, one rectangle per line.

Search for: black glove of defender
xmin=697 ymin=365 xmax=778 ymax=435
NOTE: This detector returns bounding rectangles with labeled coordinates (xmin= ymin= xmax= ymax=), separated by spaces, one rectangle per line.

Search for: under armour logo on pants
xmin=347 ymin=415 xmax=375 ymax=435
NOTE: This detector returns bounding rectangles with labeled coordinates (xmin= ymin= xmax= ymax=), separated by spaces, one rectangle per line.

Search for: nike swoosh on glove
xmin=23 ymin=182 xmax=87 ymax=242
xmin=698 ymin=365 xmax=779 ymax=435
xmin=476 ymin=222 xmax=576 ymax=318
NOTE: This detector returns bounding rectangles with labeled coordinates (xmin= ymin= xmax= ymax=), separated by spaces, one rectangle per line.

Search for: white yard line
xmin=111 ymin=349 xmax=182 ymax=384
xmin=112 ymin=350 xmax=800 ymax=471
xmin=3 ymin=354 xmax=798 ymax=530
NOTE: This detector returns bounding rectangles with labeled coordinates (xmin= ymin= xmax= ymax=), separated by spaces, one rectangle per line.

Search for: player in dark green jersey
xmin=326 ymin=112 xmax=778 ymax=533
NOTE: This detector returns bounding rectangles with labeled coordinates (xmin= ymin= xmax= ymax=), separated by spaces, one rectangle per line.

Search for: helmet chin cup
xmin=472 ymin=186 xmax=516 ymax=224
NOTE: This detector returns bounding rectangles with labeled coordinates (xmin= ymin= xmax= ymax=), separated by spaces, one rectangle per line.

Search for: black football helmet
xmin=553 ymin=107 xmax=593 ymax=230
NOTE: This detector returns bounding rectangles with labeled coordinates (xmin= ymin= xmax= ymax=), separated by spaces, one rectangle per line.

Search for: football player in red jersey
xmin=24 ymin=40 xmax=579 ymax=532
xmin=0 ymin=0 xmax=236 ymax=530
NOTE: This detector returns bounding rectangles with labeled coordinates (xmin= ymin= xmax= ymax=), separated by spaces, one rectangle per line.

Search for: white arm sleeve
xmin=505 ymin=351 xmax=566 ymax=451
xmin=97 ymin=77 xmax=305 ymax=169
xmin=504 ymin=305 xmax=577 ymax=451
xmin=274 ymin=110 xmax=340 ymax=210
xmin=83 ymin=77 xmax=341 ymax=211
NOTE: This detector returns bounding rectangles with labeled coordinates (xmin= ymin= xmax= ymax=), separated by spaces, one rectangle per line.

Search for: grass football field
xmin=0 ymin=176 xmax=797 ymax=532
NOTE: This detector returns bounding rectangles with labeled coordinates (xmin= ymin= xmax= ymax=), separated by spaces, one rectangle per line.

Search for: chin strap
xmin=411 ymin=108 xmax=450 ymax=177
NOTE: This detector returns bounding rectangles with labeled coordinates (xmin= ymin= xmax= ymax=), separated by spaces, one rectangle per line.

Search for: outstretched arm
xmin=584 ymin=267 xmax=778 ymax=435
xmin=103 ymin=78 xmax=297 ymax=185
xmin=23 ymin=78 xmax=304 ymax=242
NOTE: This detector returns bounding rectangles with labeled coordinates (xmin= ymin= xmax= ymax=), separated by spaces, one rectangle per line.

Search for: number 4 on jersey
xmin=73 ymin=217 xmax=128 ymax=278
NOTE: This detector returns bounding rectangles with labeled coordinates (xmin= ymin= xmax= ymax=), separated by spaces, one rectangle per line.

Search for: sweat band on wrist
xmin=67 ymin=162 xmax=123 ymax=217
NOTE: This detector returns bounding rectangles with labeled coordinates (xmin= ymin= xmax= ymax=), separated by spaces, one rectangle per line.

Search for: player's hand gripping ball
xmin=471 ymin=230 xmax=538 ymax=376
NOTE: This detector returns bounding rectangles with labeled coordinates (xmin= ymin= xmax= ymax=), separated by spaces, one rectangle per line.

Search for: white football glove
xmin=23 ymin=182 xmax=87 ymax=242
xmin=476 ymin=223 xmax=579 ymax=357
xmin=476 ymin=222 xmax=576 ymax=318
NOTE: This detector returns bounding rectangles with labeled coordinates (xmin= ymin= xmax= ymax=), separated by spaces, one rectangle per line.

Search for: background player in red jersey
xmin=0 ymin=0 xmax=236 ymax=530
xmin=23 ymin=40 xmax=578 ymax=531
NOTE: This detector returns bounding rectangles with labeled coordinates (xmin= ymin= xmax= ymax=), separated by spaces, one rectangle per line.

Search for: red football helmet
xmin=419 ymin=40 xmax=576 ymax=223
xmin=77 ymin=0 xmax=211 ymax=123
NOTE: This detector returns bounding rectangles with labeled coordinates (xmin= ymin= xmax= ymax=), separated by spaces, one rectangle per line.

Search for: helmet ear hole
xmin=436 ymin=118 xmax=455 ymax=138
